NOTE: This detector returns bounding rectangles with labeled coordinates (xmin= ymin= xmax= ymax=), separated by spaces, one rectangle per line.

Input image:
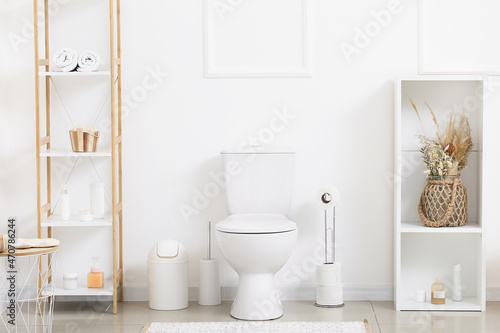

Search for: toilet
xmin=215 ymin=148 xmax=298 ymax=320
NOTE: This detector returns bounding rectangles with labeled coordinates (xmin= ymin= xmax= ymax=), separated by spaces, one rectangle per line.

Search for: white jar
xmin=79 ymin=210 xmax=93 ymax=221
xmin=63 ymin=273 xmax=78 ymax=290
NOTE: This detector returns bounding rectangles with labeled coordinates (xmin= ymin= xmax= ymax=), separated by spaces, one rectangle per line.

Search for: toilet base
xmin=230 ymin=273 xmax=283 ymax=320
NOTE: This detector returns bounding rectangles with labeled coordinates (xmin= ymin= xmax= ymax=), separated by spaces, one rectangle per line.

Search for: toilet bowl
xmin=216 ymin=214 xmax=297 ymax=320
xmin=215 ymin=148 xmax=297 ymax=320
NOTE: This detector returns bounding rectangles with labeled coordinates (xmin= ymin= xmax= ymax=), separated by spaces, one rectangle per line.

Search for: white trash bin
xmin=148 ymin=239 xmax=189 ymax=310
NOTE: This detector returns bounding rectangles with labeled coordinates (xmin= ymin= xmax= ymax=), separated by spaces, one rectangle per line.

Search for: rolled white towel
xmin=53 ymin=48 xmax=78 ymax=72
xmin=77 ymin=50 xmax=102 ymax=72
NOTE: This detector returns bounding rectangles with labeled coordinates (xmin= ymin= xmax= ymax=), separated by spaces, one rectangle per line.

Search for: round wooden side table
xmin=0 ymin=246 xmax=58 ymax=333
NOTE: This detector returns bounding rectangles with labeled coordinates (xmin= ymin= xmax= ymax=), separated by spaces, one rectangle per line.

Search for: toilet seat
xmin=216 ymin=214 xmax=296 ymax=234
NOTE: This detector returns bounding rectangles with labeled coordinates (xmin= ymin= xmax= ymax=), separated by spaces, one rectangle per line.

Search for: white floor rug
xmin=142 ymin=320 xmax=371 ymax=333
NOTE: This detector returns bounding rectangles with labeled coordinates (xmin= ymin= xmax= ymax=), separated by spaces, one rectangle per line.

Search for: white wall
xmin=1 ymin=0 xmax=499 ymax=301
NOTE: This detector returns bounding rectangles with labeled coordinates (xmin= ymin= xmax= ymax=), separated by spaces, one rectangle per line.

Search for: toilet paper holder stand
xmin=315 ymin=188 xmax=344 ymax=308
xmin=320 ymin=192 xmax=336 ymax=264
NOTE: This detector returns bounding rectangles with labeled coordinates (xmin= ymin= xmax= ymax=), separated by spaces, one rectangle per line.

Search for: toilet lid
xmin=216 ymin=214 xmax=297 ymax=234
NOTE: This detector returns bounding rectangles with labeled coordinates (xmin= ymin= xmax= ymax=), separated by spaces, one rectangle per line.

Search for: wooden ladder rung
xmin=39 ymin=59 xmax=49 ymax=66
xmin=40 ymin=203 xmax=51 ymax=215
xmin=114 ymin=202 xmax=122 ymax=214
xmin=113 ymin=58 xmax=121 ymax=65
xmin=39 ymin=136 xmax=50 ymax=147
xmin=116 ymin=268 xmax=123 ymax=283
xmin=114 ymin=136 xmax=122 ymax=144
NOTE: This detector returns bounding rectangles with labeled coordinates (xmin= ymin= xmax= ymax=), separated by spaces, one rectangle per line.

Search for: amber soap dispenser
xmin=431 ymin=277 xmax=446 ymax=305
xmin=87 ymin=257 xmax=104 ymax=288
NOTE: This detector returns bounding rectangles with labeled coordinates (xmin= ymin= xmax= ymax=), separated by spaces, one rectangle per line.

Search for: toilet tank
xmin=221 ymin=148 xmax=295 ymax=215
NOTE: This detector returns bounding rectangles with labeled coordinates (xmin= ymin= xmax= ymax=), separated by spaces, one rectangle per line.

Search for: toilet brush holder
xmin=198 ymin=258 xmax=221 ymax=306
xmin=198 ymin=221 xmax=221 ymax=306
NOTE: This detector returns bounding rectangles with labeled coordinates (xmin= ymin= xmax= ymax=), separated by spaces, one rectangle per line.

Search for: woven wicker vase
xmin=418 ymin=176 xmax=467 ymax=227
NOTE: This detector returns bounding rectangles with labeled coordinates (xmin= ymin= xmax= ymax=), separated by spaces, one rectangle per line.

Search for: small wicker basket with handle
xmin=418 ymin=176 xmax=467 ymax=227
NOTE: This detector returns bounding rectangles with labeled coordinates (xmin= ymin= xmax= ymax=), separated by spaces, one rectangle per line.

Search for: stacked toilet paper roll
xmin=198 ymin=259 xmax=221 ymax=306
xmin=315 ymin=263 xmax=344 ymax=307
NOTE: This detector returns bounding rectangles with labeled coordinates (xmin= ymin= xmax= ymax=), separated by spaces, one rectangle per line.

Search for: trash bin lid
xmin=148 ymin=239 xmax=189 ymax=263
xmin=157 ymin=239 xmax=179 ymax=258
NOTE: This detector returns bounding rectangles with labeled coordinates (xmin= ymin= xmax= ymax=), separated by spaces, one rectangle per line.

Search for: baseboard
xmin=486 ymin=287 xmax=500 ymax=301
xmin=57 ymin=286 xmax=500 ymax=303
xmin=121 ymin=285 xmax=394 ymax=302
xmin=221 ymin=285 xmax=394 ymax=302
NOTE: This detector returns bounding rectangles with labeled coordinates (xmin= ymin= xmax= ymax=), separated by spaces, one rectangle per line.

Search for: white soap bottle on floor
xmin=91 ymin=183 xmax=105 ymax=219
xmin=59 ymin=186 xmax=70 ymax=221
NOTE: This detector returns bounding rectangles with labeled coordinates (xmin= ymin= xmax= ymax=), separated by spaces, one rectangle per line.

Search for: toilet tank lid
xmin=221 ymin=145 xmax=295 ymax=154
xmin=216 ymin=214 xmax=297 ymax=234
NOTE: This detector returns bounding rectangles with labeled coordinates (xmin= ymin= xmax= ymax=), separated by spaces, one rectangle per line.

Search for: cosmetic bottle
xmin=431 ymin=277 xmax=446 ymax=305
xmin=59 ymin=186 xmax=70 ymax=221
xmin=87 ymin=257 xmax=104 ymax=288
xmin=453 ymin=264 xmax=462 ymax=302
xmin=90 ymin=183 xmax=105 ymax=219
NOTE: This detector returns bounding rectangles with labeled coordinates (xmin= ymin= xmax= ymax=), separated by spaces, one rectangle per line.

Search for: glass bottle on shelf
xmin=431 ymin=277 xmax=445 ymax=305
xmin=87 ymin=257 xmax=104 ymax=288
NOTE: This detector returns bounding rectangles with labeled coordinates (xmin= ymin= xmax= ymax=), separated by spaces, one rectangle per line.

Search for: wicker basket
xmin=418 ymin=176 xmax=467 ymax=227
xmin=69 ymin=130 xmax=99 ymax=152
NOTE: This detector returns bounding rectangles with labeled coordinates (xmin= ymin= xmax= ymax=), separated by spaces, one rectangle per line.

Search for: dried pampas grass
xmin=408 ymin=96 xmax=473 ymax=172
xmin=454 ymin=114 xmax=473 ymax=170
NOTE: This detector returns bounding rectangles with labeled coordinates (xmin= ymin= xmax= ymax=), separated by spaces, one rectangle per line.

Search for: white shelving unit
xmin=44 ymin=280 xmax=113 ymax=297
xmin=40 ymin=148 xmax=112 ymax=157
xmin=34 ymin=0 xmax=123 ymax=314
xmin=38 ymin=71 xmax=112 ymax=77
xmin=41 ymin=215 xmax=113 ymax=228
xmin=48 ymin=280 xmax=114 ymax=297
xmin=400 ymin=221 xmax=482 ymax=234
xmin=394 ymin=75 xmax=486 ymax=311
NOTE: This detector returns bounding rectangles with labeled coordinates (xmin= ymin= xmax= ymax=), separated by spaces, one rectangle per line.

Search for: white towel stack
xmin=53 ymin=48 xmax=78 ymax=72
xmin=77 ymin=50 xmax=102 ymax=72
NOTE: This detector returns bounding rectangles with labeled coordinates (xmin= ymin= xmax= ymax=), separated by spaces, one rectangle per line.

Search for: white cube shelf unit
xmin=394 ymin=75 xmax=486 ymax=311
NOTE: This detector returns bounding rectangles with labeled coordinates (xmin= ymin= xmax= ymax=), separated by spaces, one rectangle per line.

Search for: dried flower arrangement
xmin=408 ymin=96 xmax=473 ymax=177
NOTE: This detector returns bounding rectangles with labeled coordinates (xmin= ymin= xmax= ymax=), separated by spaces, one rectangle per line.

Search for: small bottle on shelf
xmin=453 ymin=264 xmax=462 ymax=302
xmin=431 ymin=277 xmax=446 ymax=305
xmin=59 ymin=186 xmax=70 ymax=221
xmin=87 ymin=257 xmax=104 ymax=288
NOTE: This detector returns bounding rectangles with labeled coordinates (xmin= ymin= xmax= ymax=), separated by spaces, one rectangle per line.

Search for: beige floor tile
xmin=98 ymin=301 xmax=236 ymax=325
xmin=45 ymin=300 xmax=500 ymax=332
xmin=379 ymin=323 xmax=496 ymax=333
xmin=373 ymin=301 xmax=500 ymax=333
xmin=52 ymin=324 xmax=95 ymax=333
xmin=91 ymin=324 xmax=144 ymax=333
xmin=52 ymin=300 xmax=108 ymax=326
xmin=379 ymin=325 xmax=433 ymax=333
xmin=275 ymin=301 xmax=376 ymax=324
xmin=372 ymin=301 xmax=483 ymax=326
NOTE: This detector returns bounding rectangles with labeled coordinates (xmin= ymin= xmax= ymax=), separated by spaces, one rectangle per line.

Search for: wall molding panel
xmin=418 ymin=0 xmax=500 ymax=75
